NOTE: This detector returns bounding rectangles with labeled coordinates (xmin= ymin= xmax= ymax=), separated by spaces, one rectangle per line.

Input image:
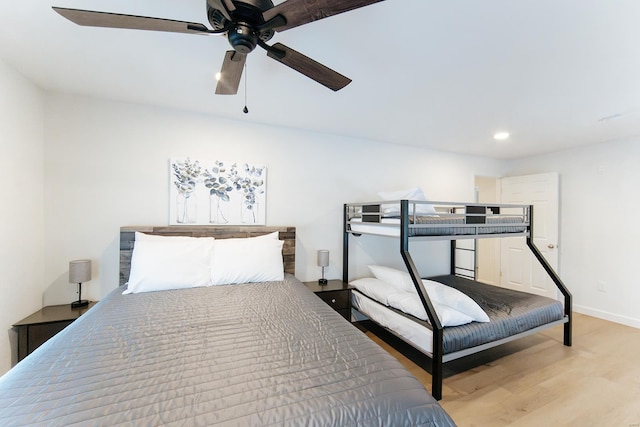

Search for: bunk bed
xmin=343 ymin=200 xmax=572 ymax=400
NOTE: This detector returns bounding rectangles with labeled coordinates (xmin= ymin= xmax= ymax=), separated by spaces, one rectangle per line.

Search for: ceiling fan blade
xmin=266 ymin=43 xmax=351 ymax=91
xmin=215 ymin=51 xmax=246 ymax=95
xmin=262 ymin=0 xmax=383 ymax=32
xmin=206 ymin=0 xmax=236 ymax=21
xmin=52 ymin=7 xmax=210 ymax=34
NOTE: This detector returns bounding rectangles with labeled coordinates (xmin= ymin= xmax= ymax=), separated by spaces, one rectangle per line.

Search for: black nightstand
xmin=13 ymin=302 xmax=97 ymax=362
xmin=304 ymin=280 xmax=352 ymax=321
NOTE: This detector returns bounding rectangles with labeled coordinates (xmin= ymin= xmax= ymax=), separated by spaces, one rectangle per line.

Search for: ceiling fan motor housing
xmin=208 ymin=0 xmax=275 ymax=53
xmin=229 ymin=23 xmax=258 ymax=53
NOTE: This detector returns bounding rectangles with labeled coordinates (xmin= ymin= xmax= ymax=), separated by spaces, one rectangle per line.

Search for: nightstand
xmin=304 ymin=279 xmax=352 ymax=321
xmin=13 ymin=302 xmax=97 ymax=362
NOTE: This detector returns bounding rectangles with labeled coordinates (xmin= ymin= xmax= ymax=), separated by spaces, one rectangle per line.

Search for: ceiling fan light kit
xmin=52 ymin=0 xmax=384 ymax=95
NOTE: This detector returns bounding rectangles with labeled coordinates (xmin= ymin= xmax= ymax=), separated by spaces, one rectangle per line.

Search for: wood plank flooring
xmin=363 ymin=313 xmax=640 ymax=426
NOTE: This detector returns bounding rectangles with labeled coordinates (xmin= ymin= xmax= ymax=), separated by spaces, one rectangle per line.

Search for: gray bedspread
xmin=432 ymin=275 xmax=565 ymax=354
xmin=408 ymin=215 xmax=526 ymax=236
xmin=0 ymin=275 xmax=455 ymax=426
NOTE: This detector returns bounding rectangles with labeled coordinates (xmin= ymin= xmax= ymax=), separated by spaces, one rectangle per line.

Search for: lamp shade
xmin=317 ymin=250 xmax=329 ymax=268
xmin=69 ymin=259 xmax=92 ymax=284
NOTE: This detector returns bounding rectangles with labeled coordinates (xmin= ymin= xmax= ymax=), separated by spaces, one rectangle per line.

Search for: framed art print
xmin=170 ymin=158 xmax=266 ymax=225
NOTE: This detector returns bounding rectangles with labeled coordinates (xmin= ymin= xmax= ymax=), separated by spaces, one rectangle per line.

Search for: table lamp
xmin=317 ymin=250 xmax=329 ymax=285
xmin=69 ymin=259 xmax=91 ymax=308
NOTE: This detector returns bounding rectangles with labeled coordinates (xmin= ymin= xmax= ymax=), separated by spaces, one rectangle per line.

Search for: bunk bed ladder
xmin=526 ymin=204 xmax=572 ymax=346
xmin=399 ymin=200 xmax=445 ymax=400
xmin=450 ymin=240 xmax=476 ymax=279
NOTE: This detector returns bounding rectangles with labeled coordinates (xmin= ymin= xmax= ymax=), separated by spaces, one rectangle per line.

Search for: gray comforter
xmin=408 ymin=215 xmax=526 ymax=236
xmin=433 ymin=275 xmax=565 ymax=354
xmin=0 ymin=275 xmax=455 ymax=426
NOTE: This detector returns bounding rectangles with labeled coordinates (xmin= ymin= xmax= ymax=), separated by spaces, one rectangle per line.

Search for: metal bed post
xmin=450 ymin=241 xmax=456 ymax=275
xmin=399 ymin=200 xmax=445 ymax=400
xmin=525 ymin=204 xmax=572 ymax=346
xmin=343 ymin=203 xmax=349 ymax=283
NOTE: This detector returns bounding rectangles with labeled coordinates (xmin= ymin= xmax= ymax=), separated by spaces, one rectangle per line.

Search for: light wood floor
xmin=365 ymin=313 xmax=640 ymax=426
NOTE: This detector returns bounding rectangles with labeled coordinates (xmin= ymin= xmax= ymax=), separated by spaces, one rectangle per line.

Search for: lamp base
xmin=71 ymin=300 xmax=89 ymax=309
xmin=318 ymin=278 xmax=328 ymax=285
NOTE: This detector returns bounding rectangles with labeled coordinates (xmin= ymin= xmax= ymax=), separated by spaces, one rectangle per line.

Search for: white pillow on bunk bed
xmin=386 ymin=292 xmax=475 ymax=326
xmin=421 ymin=279 xmax=490 ymax=323
xmin=349 ymin=277 xmax=395 ymax=305
xmin=368 ymin=264 xmax=417 ymax=293
xmin=124 ymin=237 xmax=215 ymax=294
xmin=210 ymin=236 xmax=284 ymax=285
xmin=377 ymin=186 xmax=437 ymax=216
xmin=368 ymin=265 xmax=490 ymax=323
xmin=350 ymin=276 xmax=475 ymax=326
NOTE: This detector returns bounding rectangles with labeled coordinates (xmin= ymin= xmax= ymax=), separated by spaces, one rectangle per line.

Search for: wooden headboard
xmin=119 ymin=226 xmax=296 ymax=286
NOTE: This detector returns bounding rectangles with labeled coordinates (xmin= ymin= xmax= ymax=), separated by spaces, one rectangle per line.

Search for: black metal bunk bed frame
xmin=343 ymin=200 xmax=572 ymax=400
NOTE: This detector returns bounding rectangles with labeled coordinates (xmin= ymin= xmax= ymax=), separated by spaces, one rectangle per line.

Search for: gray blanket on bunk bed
xmin=430 ymin=275 xmax=564 ymax=354
xmin=0 ymin=274 xmax=455 ymax=426
xmin=405 ymin=215 xmax=526 ymax=236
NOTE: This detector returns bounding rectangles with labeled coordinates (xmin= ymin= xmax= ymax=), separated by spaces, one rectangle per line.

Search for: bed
xmin=0 ymin=226 xmax=455 ymax=426
xmin=343 ymin=200 xmax=572 ymax=400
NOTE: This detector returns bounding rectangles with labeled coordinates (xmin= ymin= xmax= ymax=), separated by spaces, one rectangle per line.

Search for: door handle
xmin=548 ymin=244 xmax=555 ymax=249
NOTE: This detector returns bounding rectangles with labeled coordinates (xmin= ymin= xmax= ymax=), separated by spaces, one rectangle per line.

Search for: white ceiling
xmin=1 ymin=0 xmax=639 ymax=159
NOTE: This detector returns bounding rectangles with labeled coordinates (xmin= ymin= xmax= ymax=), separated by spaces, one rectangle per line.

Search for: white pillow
xmin=377 ymin=186 xmax=425 ymax=201
xmin=349 ymin=277 xmax=397 ymax=305
xmin=368 ymin=264 xmax=416 ymax=293
xmin=422 ymin=279 xmax=490 ymax=323
xmin=124 ymin=238 xmax=214 ymax=294
xmin=368 ymin=265 xmax=489 ymax=323
xmin=253 ymin=231 xmax=280 ymax=240
xmin=377 ymin=186 xmax=436 ymax=216
xmin=210 ymin=237 xmax=284 ymax=285
xmin=387 ymin=292 xmax=474 ymax=326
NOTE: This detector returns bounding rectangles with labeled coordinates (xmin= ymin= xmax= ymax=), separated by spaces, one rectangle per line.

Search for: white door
xmin=500 ymin=172 xmax=559 ymax=298
xmin=475 ymin=176 xmax=501 ymax=286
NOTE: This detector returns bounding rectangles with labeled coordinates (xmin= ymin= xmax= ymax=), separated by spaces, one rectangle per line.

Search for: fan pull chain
xmin=243 ymin=62 xmax=249 ymax=114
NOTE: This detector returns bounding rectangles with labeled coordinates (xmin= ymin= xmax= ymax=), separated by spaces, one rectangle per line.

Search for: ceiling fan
xmin=52 ymin=0 xmax=384 ymax=95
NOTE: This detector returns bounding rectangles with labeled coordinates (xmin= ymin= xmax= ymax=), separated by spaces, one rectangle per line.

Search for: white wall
xmin=505 ymin=139 xmax=640 ymax=328
xmin=3 ymin=77 xmax=639 ymax=375
xmin=0 ymin=58 xmax=45 ymax=374
xmin=42 ymin=93 xmax=504 ymax=305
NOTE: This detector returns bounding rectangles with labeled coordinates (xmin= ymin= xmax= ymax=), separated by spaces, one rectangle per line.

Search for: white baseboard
xmin=574 ymin=304 xmax=640 ymax=329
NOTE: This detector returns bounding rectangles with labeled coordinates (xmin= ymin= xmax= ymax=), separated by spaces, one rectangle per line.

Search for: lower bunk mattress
xmin=352 ymin=274 xmax=565 ymax=356
xmin=0 ymin=275 xmax=454 ymax=426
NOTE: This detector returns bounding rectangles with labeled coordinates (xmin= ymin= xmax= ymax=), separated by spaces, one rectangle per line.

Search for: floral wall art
xmin=170 ymin=158 xmax=267 ymax=225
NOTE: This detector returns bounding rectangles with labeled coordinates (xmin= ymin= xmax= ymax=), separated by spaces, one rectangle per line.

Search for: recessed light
xmin=215 ymin=72 xmax=222 ymax=81
xmin=493 ymin=131 xmax=510 ymax=140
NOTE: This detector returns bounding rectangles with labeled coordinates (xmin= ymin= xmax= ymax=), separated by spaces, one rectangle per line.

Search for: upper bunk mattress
xmin=349 ymin=214 xmax=526 ymax=237
xmin=0 ymin=275 xmax=454 ymax=426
